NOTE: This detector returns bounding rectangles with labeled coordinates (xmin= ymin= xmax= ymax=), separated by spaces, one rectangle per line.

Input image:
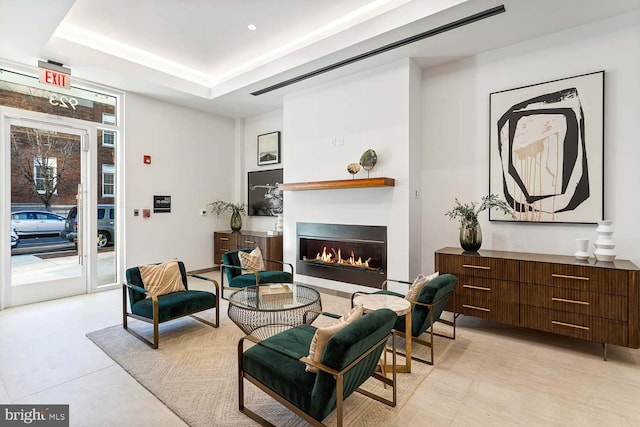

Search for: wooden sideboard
xmin=213 ymin=230 xmax=283 ymax=268
xmin=435 ymin=247 xmax=640 ymax=355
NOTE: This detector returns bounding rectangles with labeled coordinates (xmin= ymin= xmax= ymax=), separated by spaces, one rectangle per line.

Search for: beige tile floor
xmin=0 ymin=275 xmax=639 ymax=426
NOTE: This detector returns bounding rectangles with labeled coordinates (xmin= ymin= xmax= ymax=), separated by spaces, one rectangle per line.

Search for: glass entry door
xmin=4 ymin=116 xmax=88 ymax=306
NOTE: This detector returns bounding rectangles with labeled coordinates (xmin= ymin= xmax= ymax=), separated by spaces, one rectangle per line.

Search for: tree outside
xmin=11 ymin=126 xmax=80 ymax=211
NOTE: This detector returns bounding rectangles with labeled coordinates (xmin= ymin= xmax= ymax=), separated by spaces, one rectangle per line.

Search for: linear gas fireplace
xmin=297 ymin=222 xmax=387 ymax=288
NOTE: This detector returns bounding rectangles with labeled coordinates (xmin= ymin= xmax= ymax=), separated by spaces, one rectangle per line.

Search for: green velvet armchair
xmin=221 ymin=248 xmax=293 ymax=294
xmin=238 ymin=308 xmax=398 ymax=427
xmin=352 ymin=273 xmax=457 ymax=365
xmin=123 ymin=261 xmax=220 ymax=349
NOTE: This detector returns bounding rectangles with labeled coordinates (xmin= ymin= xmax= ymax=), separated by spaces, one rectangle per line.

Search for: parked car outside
xmin=11 ymin=227 xmax=19 ymax=248
xmin=11 ymin=211 xmax=66 ymax=236
xmin=62 ymin=204 xmax=115 ymax=248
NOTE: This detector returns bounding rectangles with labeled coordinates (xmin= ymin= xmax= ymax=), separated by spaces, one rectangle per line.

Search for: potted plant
xmin=209 ymin=200 xmax=247 ymax=232
xmin=445 ymin=194 xmax=514 ymax=251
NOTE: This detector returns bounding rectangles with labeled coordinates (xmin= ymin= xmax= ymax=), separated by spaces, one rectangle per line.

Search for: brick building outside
xmin=2 ymin=85 xmax=116 ymax=216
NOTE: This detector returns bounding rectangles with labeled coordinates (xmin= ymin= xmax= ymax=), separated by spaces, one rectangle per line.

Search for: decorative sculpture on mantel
xmin=347 ymin=162 xmax=360 ymax=178
xmin=359 ymin=149 xmax=377 ymax=178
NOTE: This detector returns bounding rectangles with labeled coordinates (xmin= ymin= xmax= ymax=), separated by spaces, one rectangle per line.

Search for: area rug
xmin=86 ymin=293 xmax=452 ymax=426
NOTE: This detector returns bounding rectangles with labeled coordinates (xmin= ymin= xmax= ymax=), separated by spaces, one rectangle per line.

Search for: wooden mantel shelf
xmin=279 ymin=177 xmax=395 ymax=191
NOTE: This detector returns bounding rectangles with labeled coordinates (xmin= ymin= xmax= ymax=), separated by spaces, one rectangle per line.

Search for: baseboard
xmin=188 ymin=266 xmax=219 ymax=275
xmin=303 ymin=284 xmax=352 ymax=300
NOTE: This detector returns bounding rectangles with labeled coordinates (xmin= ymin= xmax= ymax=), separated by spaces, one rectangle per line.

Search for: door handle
xmin=77 ymin=183 xmax=83 ymax=265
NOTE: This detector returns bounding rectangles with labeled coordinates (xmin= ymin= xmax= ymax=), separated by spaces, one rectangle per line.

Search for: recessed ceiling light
xmin=247 ymin=24 xmax=257 ymax=31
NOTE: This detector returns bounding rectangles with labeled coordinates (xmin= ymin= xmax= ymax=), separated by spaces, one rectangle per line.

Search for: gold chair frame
xmin=394 ymin=292 xmax=456 ymax=365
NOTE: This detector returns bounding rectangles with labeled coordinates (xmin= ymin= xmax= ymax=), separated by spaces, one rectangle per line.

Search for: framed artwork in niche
xmin=489 ymin=71 xmax=604 ymax=224
xmin=248 ymin=168 xmax=283 ymax=216
xmin=257 ymin=131 xmax=280 ymax=166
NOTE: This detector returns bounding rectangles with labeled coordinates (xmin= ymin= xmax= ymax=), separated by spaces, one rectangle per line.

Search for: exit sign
xmin=38 ymin=60 xmax=71 ymax=89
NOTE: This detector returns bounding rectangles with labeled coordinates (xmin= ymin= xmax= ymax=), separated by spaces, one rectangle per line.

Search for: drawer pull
xmin=463 ymin=284 xmax=491 ymax=291
xmin=551 ymin=273 xmax=589 ymax=281
xmin=219 ymin=237 xmax=230 ymax=241
xmin=552 ymin=320 xmax=589 ymax=331
xmin=552 ymin=297 xmax=590 ymax=306
xmin=463 ymin=264 xmax=490 ymax=270
xmin=244 ymin=240 xmax=256 ymax=244
xmin=463 ymin=304 xmax=490 ymax=312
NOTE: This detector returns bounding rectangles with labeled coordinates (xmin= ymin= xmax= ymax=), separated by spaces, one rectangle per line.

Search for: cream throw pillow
xmin=339 ymin=304 xmax=363 ymax=323
xmin=305 ymin=305 xmax=363 ymax=373
xmin=305 ymin=321 xmax=348 ymax=373
xmin=238 ymin=247 xmax=265 ymax=274
xmin=139 ymin=261 xmax=185 ymax=298
xmin=405 ymin=272 xmax=439 ymax=304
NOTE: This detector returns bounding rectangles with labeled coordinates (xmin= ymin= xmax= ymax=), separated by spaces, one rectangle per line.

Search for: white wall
xmin=422 ymin=10 xmax=640 ymax=270
xmin=282 ymin=58 xmax=417 ymax=294
xmin=121 ymin=8 xmax=639 ymax=278
xmin=124 ymin=93 xmax=235 ymax=269
xmin=242 ymin=109 xmax=283 ymax=232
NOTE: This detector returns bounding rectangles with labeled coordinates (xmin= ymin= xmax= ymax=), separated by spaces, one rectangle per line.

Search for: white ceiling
xmin=1 ymin=0 xmax=639 ymax=118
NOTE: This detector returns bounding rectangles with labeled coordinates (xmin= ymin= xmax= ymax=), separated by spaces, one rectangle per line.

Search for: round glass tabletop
xmin=227 ymin=283 xmax=322 ymax=339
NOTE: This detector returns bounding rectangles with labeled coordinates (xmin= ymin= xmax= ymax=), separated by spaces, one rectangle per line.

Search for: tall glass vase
xmin=230 ymin=211 xmax=242 ymax=232
xmin=460 ymin=220 xmax=482 ymax=251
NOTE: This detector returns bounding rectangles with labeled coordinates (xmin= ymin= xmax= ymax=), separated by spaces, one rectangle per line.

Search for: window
xmin=102 ymin=113 xmax=116 ymax=125
xmin=102 ymin=130 xmax=115 ymax=147
xmin=12 ymin=212 xmax=33 ymax=220
xmin=102 ymin=112 xmax=116 ymax=147
xmin=34 ymin=157 xmax=57 ymax=194
xmin=102 ymin=164 xmax=115 ymax=197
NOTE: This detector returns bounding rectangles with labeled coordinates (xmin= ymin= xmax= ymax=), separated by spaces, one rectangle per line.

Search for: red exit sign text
xmin=39 ymin=68 xmax=70 ymax=89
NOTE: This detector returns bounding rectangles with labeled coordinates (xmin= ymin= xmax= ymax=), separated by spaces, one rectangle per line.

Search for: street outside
xmin=11 ymin=234 xmax=75 ymax=255
xmin=11 ymin=235 xmax=116 ymax=286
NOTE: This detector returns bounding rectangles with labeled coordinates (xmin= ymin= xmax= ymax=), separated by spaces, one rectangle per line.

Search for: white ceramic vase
xmin=574 ymin=238 xmax=589 ymax=260
xmin=593 ymin=220 xmax=616 ymax=262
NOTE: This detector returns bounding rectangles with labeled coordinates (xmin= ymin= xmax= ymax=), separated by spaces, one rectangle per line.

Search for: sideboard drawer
xmin=458 ymin=276 xmax=519 ymax=304
xmin=521 ymin=283 xmax=627 ymax=321
xmin=520 ymin=261 xmax=629 ymax=295
xmin=214 ymin=232 xmax=238 ymax=248
xmin=520 ymin=305 xmax=628 ymax=346
xmin=438 ymin=254 xmax=519 ymax=281
xmin=458 ymin=298 xmax=519 ymax=324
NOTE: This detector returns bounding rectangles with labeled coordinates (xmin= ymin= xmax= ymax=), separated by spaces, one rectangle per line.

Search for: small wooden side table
xmin=352 ymin=293 xmax=412 ymax=373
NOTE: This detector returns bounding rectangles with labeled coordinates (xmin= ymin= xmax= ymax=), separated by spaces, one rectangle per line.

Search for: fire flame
xmin=312 ymin=246 xmax=374 ymax=270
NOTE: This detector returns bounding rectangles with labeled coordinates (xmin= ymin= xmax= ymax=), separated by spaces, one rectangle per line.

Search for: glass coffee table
xmin=228 ymin=282 xmax=322 ymax=339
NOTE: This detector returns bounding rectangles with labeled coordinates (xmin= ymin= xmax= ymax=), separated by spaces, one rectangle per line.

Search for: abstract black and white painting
xmin=248 ymin=168 xmax=283 ymax=216
xmin=489 ymin=71 xmax=604 ymax=223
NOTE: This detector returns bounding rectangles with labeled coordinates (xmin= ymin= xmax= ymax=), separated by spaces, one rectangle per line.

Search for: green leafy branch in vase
xmin=209 ymin=200 xmax=247 ymax=216
xmin=445 ymin=194 xmax=515 ymax=228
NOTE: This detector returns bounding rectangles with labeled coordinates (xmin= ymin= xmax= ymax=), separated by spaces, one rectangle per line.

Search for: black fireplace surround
xmin=296 ymin=222 xmax=387 ymax=288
